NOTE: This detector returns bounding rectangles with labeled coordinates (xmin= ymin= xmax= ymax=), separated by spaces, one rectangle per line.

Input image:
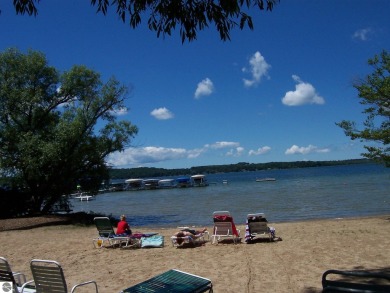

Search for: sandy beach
xmin=1 ymin=215 xmax=389 ymax=292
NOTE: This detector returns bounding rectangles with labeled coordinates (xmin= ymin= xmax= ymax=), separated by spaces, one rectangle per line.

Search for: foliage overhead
xmin=0 ymin=48 xmax=138 ymax=214
xmin=9 ymin=0 xmax=279 ymax=42
xmin=337 ymin=50 xmax=390 ymax=167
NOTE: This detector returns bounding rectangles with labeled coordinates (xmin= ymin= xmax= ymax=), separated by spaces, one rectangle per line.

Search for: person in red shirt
xmin=116 ymin=214 xmax=132 ymax=235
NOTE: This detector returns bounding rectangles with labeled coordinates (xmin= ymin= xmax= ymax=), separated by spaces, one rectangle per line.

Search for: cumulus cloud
xmin=353 ymin=28 xmax=372 ymax=41
xmin=249 ymin=146 xmax=271 ymax=156
xmin=242 ymin=51 xmax=271 ymax=87
xmin=194 ymin=78 xmax=214 ymax=99
xmin=107 ymin=146 xmax=204 ymax=167
xmin=282 ymin=75 xmax=325 ymax=106
xmin=226 ymin=146 xmax=245 ymax=157
xmin=150 ymin=107 xmax=174 ymax=120
xmin=203 ymin=141 xmax=244 ymax=157
xmin=205 ymin=141 xmax=240 ymax=149
xmin=285 ymin=144 xmax=330 ymax=155
xmin=110 ymin=107 xmax=128 ymax=116
xmin=106 ymin=140 xmax=251 ymax=167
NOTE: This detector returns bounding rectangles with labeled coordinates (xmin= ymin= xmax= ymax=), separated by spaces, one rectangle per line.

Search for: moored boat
xmin=125 ymin=178 xmax=144 ymax=190
xmin=176 ymin=177 xmax=192 ymax=188
xmin=143 ymin=179 xmax=160 ymax=190
xmin=158 ymin=179 xmax=177 ymax=188
xmin=256 ymin=178 xmax=276 ymax=182
xmin=108 ymin=182 xmax=126 ymax=192
xmin=74 ymin=192 xmax=94 ymax=201
xmin=191 ymin=174 xmax=209 ymax=187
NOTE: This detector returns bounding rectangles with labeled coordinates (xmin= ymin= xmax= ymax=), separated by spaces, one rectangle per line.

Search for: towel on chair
xmin=213 ymin=215 xmax=240 ymax=237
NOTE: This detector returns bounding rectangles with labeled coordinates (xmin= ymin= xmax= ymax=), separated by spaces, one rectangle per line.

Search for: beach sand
xmin=1 ymin=216 xmax=389 ymax=292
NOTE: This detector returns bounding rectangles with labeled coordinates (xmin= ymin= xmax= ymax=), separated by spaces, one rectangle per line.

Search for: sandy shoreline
xmin=2 ymin=215 xmax=389 ymax=292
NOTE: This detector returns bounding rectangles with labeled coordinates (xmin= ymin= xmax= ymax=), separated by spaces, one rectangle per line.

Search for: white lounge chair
xmin=211 ymin=211 xmax=240 ymax=244
xmin=171 ymin=228 xmax=209 ymax=247
xmin=93 ymin=217 xmax=136 ymax=248
xmin=23 ymin=259 xmax=98 ymax=293
xmin=245 ymin=213 xmax=274 ymax=243
xmin=0 ymin=256 xmax=35 ymax=293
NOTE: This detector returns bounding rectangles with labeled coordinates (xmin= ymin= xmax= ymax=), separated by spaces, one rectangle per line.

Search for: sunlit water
xmin=71 ymin=163 xmax=390 ymax=228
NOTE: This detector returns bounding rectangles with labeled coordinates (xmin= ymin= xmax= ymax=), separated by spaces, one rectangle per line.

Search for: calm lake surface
xmin=71 ymin=163 xmax=390 ymax=228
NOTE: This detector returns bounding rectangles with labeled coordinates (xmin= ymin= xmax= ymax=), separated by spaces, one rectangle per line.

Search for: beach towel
xmin=213 ymin=214 xmax=240 ymax=237
xmin=141 ymin=235 xmax=164 ymax=248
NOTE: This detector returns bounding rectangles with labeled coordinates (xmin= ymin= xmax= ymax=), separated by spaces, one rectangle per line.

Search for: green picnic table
xmin=121 ymin=269 xmax=213 ymax=293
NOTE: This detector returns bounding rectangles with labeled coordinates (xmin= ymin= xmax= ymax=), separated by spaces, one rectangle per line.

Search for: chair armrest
xmin=20 ymin=279 xmax=35 ymax=293
xmin=71 ymin=280 xmax=98 ymax=293
xmin=12 ymin=272 xmax=27 ymax=286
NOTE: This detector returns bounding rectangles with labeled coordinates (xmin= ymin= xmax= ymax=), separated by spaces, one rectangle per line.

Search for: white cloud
xmin=242 ymin=51 xmax=271 ymax=87
xmin=107 ymin=146 xmax=203 ymax=166
xmin=194 ymin=78 xmax=214 ymax=99
xmin=353 ymin=28 xmax=372 ymax=41
xmin=285 ymin=144 xmax=330 ymax=155
xmin=107 ymin=140 xmax=246 ymax=167
xmin=226 ymin=146 xmax=245 ymax=157
xmin=204 ymin=141 xmax=245 ymax=157
xmin=205 ymin=141 xmax=240 ymax=149
xmin=110 ymin=107 xmax=128 ymax=116
xmin=249 ymin=146 xmax=271 ymax=156
xmin=150 ymin=107 xmax=174 ymax=120
xmin=282 ymin=75 xmax=325 ymax=106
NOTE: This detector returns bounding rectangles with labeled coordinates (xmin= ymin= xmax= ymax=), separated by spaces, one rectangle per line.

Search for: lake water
xmin=71 ymin=163 xmax=390 ymax=228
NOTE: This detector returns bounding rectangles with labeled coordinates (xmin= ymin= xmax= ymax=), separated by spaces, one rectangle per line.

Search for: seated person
xmin=116 ymin=214 xmax=132 ymax=235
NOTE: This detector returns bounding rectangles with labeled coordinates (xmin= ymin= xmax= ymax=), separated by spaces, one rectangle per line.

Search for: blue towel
xmin=141 ymin=235 xmax=164 ymax=248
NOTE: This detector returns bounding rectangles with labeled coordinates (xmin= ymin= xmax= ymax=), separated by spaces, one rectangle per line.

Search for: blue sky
xmin=1 ymin=0 xmax=389 ymax=169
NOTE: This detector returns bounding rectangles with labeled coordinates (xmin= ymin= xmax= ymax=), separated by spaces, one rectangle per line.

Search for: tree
xmin=8 ymin=0 xmax=279 ymax=42
xmin=0 ymin=48 xmax=138 ymax=214
xmin=337 ymin=50 xmax=390 ymax=167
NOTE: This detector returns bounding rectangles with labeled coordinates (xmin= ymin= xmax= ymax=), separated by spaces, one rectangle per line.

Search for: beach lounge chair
xmin=93 ymin=217 xmax=138 ymax=248
xmin=171 ymin=228 xmax=209 ymax=247
xmin=23 ymin=259 xmax=98 ymax=293
xmin=322 ymin=269 xmax=390 ymax=292
xmin=244 ymin=213 xmax=275 ymax=243
xmin=211 ymin=211 xmax=240 ymax=244
xmin=120 ymin=269 xmax=213 ymax=292
xmin=0 ymin=256 xmax=36 ymax=293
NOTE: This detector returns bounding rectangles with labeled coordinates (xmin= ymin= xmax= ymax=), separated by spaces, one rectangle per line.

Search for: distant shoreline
xmin=109 ymin=158 xmax=374 ymax=179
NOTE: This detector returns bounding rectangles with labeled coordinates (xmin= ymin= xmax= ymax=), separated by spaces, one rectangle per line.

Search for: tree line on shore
xmin=109 ymin=158 xmax=372 ymax=179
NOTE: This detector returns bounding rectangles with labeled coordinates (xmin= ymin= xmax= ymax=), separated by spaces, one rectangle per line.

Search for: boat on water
xmin=191 ymin=174 xmax=209 ymax=187
xmin=108 ymin=182 xmax=126 ymax=192
xmin=74 ymin=192 xmax=94 ymax=201
xmin=176 ymin=177 xmax=192 ymax=188
xmin=143 ymin=179 xmax=160 ymax=190
xmin=256 ymin=178 xmax=276 ymax=182
xmin=125 ymin=178 xmax=144 ymax=190
xmin=158 ymin=179 xmax=177 ymax=188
